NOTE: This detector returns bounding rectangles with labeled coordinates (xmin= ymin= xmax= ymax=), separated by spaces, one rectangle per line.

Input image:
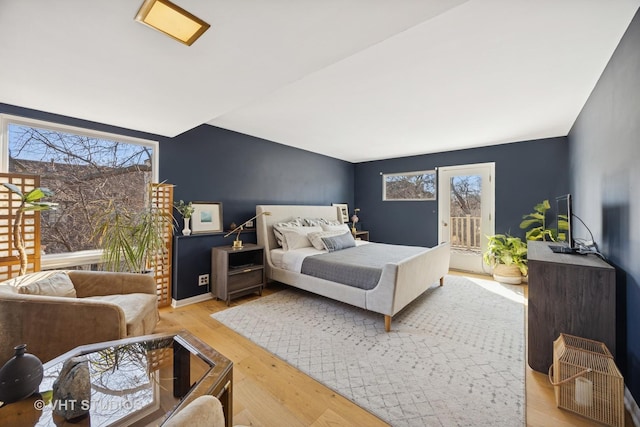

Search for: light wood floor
xmin=156 ymin=273 xmax=632 ymax=426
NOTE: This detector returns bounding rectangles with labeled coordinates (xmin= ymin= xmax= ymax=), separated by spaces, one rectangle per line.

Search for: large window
xmin=382 ymin=170 xmax=436 ymax=201
xmin=1 ymin=115 xmax=158 ymax=261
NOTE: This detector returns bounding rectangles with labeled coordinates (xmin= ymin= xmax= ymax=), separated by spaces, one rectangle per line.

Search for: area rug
xmin=211 ymin=275 xmax=525 ymax=426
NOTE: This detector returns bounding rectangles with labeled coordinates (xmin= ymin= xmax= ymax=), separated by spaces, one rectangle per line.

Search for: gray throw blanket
xmin=301 ymin=243 xmax=429 ymax=290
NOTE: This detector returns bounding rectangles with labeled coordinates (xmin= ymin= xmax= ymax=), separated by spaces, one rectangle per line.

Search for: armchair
xmin=0 ymin=270 xmax=159 ymax=364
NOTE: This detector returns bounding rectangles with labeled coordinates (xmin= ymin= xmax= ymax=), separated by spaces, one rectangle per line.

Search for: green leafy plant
xmin=174 ymin=200 xmax=194 ymax=219
xmin=483 ymin=233 xmax=528 ymax=276
xmin=2 ymin=183 xmax=58 ymax=275
xmin=92 ymin=195 xmax=172 ymax=273
xmin=519 ymin=199 xmax=555 ymax=241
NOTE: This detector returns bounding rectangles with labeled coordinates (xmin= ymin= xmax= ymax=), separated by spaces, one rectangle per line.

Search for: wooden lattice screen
xmin=150 ymin=183 xmax=173 ymax=307
xmin=0 ymin=173 xmax=41 ymax=281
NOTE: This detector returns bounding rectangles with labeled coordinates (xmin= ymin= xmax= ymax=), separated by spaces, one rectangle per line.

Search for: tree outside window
xmin=5 ymin=119 xmax=157 ymax=256
xmin=383 ymin=170 xmax=436 ymax=201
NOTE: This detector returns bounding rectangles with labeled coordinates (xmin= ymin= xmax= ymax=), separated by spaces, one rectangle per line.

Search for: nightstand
xmin=354 ymin=230 xmax=369 ymax=241
xmin=211 ymin=243 xmax=265 ymax=305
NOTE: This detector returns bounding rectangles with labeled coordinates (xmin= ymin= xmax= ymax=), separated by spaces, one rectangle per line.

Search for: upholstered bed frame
xmin=256 ymin=205 xmax=451 ymax=332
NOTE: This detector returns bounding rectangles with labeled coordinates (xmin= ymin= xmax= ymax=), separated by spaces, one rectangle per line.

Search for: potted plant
xmin=2 ymin=183 xmax=58 ymax=276
xmin=92 ymin=194 xmax=172 ymax=273
xmin=174 ymin=200 xmax=194 ymax=236
xmin=519 ymin=199 xmax=556 ymax=241
xmin=483 ymin=233 xmax=528 ymax=284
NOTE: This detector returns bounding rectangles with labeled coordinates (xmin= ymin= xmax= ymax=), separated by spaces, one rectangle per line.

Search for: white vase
xmin=182 ymin=217 xmax=191 ymax=236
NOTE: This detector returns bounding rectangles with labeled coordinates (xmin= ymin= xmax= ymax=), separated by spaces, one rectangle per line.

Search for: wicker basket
xmin=549 ymin=334 xmax=624 ymax=427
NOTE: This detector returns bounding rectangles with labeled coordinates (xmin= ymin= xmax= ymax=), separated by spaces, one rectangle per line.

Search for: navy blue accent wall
xmin=568 ymin=8 xmax=640 ymax=403
xmin=354 ymin=137 xmax=569 ymax=246
xmin=160 ymin=124 xmax=353 ymax=227
xmin=160 ymin=124 xmax=353 ymax=300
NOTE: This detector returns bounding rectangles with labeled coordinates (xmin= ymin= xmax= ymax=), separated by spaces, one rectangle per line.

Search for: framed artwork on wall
xmin=191 ymin=202 xmax=223 ymax=234
xmin=332 ymin=203 xmax=349 ymax=223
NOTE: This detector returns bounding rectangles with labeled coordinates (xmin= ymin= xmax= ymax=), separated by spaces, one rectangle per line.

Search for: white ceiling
xmin=1 ymin=1 xmax=638 ymax=162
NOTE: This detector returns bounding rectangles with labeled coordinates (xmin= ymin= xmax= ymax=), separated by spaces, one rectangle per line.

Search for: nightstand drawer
xmin=228 ymin=269 xmax=263 ymax=292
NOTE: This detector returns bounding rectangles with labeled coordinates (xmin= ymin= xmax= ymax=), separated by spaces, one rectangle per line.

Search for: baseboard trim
xmin=626 ymin=386 xmax=640 ymax=426
xmin=171 ymin=293 xmax=212 ymax=308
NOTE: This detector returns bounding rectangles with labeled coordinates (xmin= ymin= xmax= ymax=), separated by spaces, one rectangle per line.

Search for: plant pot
xmin=493 ymin=264 xmax=523 ymax=285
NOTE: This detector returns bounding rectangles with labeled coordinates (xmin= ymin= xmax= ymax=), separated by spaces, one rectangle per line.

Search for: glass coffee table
xmin=0 ymin=330 xmax=233 ymax=427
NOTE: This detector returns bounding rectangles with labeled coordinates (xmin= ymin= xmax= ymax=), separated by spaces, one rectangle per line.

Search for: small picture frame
xmin=332 ymin=203 xmax=349 ymax=223
xmin=191 ymin=202 xmax=223 ymax=234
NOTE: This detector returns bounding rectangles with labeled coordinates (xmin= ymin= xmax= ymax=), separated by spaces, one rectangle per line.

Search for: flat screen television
xmin=555 ymin=193 xmax=574 ymax=248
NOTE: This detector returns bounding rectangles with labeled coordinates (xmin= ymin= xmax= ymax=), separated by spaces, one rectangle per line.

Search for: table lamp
xmin=224 ymin=211 xmax=271 ymax=250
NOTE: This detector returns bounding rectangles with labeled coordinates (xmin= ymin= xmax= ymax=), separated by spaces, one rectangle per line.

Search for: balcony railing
xmin=41 ymin=249 xmax=104 ymax=271
xmin=450 ymin=215 xmax=482 ymax=251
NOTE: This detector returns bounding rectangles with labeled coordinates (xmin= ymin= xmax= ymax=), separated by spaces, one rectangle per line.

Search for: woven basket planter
xmin=492 ymin=263 xmax=522 ymax=284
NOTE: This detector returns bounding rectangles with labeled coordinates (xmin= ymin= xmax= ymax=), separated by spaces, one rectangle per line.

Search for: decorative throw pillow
xmin=321 ymin=231 xmax=356 ymax=252
xmin=17 ymin=272 xmax=77 ymax=298
xmin=272 ymin=218 xmax=305 ymax=246
xmin=303 ymin=217 xmax=329 ymax=227
xmin=321 ymin=223 xmax=351 ymax=233
xmin=307 ymin=230 xmax=348 ymax=250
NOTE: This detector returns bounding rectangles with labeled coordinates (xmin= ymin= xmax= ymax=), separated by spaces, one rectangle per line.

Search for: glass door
xmin=438 ymin=163 xmax=495 ymax=273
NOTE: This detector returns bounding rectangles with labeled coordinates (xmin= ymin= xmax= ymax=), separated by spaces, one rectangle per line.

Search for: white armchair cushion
xmin=17 ymin=272 xmax=77 ymax=298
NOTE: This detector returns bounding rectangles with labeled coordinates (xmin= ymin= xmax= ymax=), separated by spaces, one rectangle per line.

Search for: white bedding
xmin=257 ymin=205 xmax=451 ymax=332
xmin=271 ymin=240 xmax=369 ymax=272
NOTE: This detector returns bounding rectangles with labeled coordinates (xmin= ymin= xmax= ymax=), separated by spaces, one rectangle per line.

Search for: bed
xmin=256 ymin=205 xmax=451 ymax=332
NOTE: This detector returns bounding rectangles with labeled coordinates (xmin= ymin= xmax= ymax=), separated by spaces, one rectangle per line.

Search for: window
xmin=1 ymin=114 xmax=158 ymax=261
xmin=382 ymin=170 xmax=436 ymax=201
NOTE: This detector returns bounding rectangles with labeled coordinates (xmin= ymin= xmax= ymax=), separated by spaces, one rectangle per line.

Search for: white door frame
xmin=438 ymin=162 xmax=495 ymax=273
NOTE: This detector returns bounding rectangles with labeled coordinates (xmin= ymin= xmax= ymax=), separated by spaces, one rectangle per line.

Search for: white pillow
xmin=280 ymin=230 xmax=312 ymax=251
xmin=279 ymin=226 xmax=322 ymax=251
xmin=321 ymin=223 xmax=351 ymax=233
xmin=307 ymin=230 xmax=348 ymax=250
xmin=17 ymin=272 xmax=77 ymax=298
xmin=272 ymin=218 xmax=305 ymax=246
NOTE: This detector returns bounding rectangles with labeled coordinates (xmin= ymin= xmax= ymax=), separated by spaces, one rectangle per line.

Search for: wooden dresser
xmin=527 ymin=240 xmax=616 ymax=373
